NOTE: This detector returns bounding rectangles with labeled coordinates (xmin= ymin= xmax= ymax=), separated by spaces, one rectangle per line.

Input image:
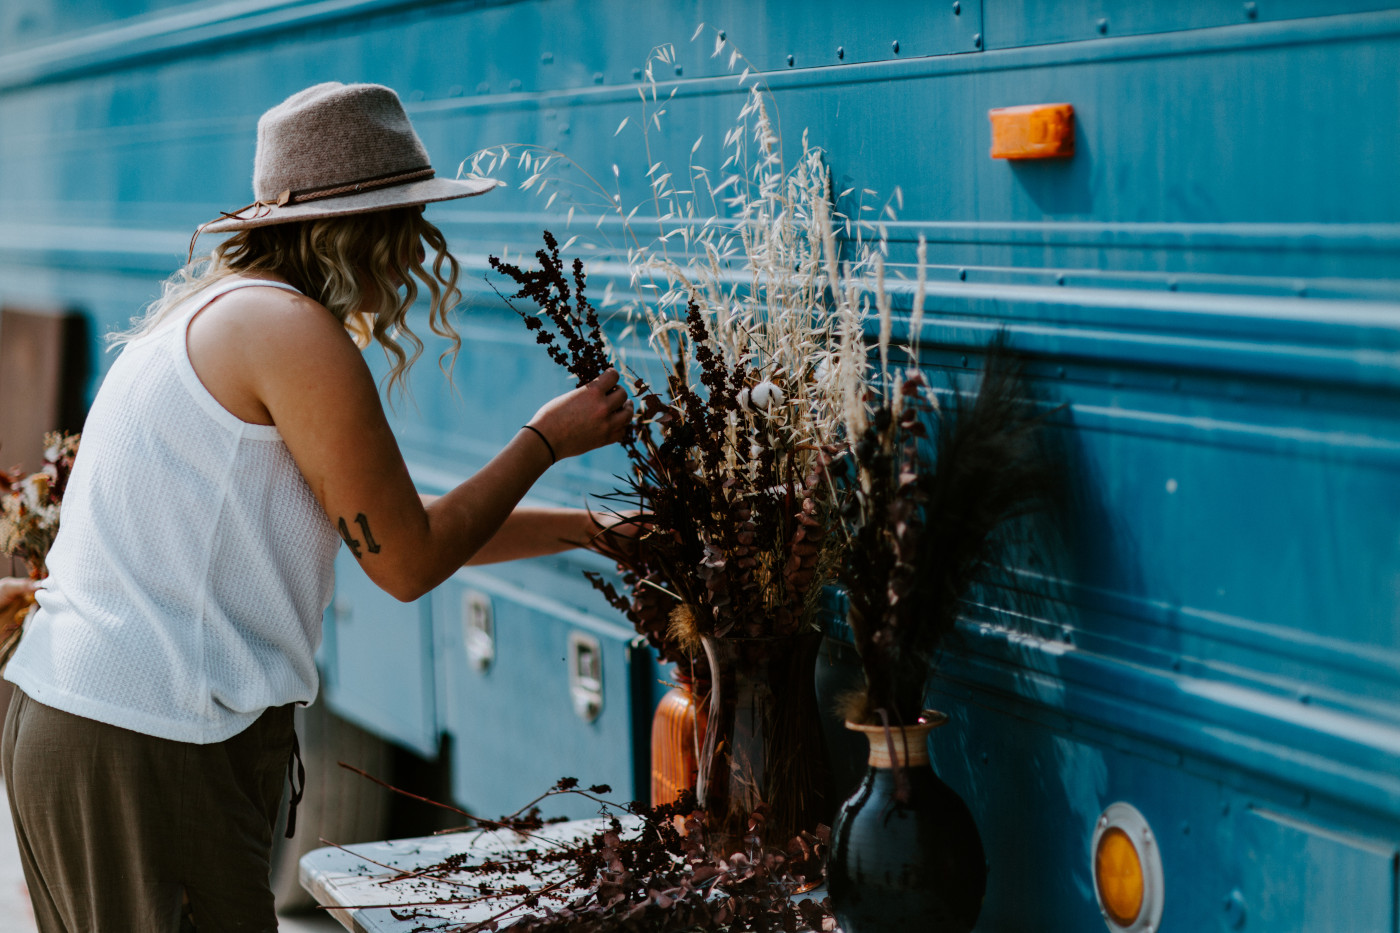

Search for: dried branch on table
xmin=342 ymin=773 xmax=835 ymax=933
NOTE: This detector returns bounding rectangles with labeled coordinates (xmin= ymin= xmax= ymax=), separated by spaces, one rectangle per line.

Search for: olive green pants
xmin=2 ymin=688 xmax=294 ymax=932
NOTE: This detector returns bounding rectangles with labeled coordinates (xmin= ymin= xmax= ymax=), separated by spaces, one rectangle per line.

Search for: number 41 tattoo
xmin=338 ymin=513 xmax=382 ymax=560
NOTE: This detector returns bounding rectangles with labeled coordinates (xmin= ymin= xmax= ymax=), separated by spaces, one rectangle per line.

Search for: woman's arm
xmin=187 ymin=285 xmax=632 ymax=602
xmin=414 ymin=498 xmax=635 ymax=566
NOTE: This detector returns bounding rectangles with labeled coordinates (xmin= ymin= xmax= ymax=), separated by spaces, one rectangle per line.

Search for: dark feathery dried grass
xmin=835 ymin=334 xmax=1060 ymax=726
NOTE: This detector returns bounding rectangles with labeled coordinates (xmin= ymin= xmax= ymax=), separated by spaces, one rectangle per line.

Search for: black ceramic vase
xmin=828 ymin=715 xmax=987 ymax=932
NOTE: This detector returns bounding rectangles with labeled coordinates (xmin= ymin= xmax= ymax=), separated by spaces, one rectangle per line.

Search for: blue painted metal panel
xmin=3 ymin=2 xmax=1400 ymax=928
xmin=928 ymin=690 xmax=1400 ymax=932
xmin=321 ymin=548 xmax=439 ymax=759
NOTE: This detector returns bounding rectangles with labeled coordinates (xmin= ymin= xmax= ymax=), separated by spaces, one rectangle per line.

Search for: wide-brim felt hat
xmin=200 ymin=82 xmax=498 ymax=235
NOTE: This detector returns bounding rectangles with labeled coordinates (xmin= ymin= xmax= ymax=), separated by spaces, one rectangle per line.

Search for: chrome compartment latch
xmin=568 ymin=631 xmax=603 ymax=722
xmin=462 ymin=589 xmax=494 ymax=671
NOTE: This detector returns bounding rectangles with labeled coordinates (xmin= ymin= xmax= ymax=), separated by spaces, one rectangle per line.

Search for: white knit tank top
xmin=5 ymin=277 xmax=341 ymax=744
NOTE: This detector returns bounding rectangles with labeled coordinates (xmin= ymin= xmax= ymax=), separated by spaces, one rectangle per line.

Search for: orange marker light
xmin=989 ymin=103 xmax=1075 ymax=159
xmin=1094 ymin=827 xmax=1145 ymax=926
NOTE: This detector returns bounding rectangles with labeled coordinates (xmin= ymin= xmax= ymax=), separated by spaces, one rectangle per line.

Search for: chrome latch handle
xmin=462 ymin=589 xmax=494 ymax=671
xmin=568 ymin=631 xmax=603 ymax=722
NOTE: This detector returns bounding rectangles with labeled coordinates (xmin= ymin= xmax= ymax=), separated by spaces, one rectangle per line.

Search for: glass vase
xmin=696 ymin=633 xmax=828 ymax=858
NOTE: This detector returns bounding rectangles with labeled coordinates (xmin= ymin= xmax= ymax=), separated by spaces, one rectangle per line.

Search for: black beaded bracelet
xmin=521 ymin=424 xmax=557 ymax=463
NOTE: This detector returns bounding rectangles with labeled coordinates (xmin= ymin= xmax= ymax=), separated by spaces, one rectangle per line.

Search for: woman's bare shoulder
xmin=187 ymin=279 xmax=367 ymax=425
xmin=196 ymin=281 xmax=354 ymax=353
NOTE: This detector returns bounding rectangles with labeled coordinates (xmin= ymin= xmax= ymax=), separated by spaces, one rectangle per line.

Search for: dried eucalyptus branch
xmin=339 ymin=773 xmax=835 ymax=933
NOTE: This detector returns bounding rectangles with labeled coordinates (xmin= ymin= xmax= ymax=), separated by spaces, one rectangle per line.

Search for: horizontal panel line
xmin=11 ymin=216 xmax=1400 ymax=261
xmin=434 ymin=212 xmax=1400 ymax=256
xmin=407 ymin=10 xmax=1400 ymax=115
xmin=939 ymin=625 xmax=1400 ymax=818
xmin=1064 ymin=401 xmax=1400 ymax=464
xmin=0 ymin=0 xmax=461 ymax=90
xmin=5 ymin=226 xmax=1400 ymax=393
xmin=448 ymin=567 xmax=636 ymax=643
xmin=3 ymin=3 xmax=1396 ymax=101
xmin=887 ymin=314 xmax=1400 ymax=394
xmin=989 ymin=570 xmax=1400 ymax=689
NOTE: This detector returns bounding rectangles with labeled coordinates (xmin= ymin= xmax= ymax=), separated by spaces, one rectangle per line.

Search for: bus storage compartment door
xmin=434 ymin=568 xmax=647 ymax=820
xmin=319 ymin=547 xmax=438 ymax=758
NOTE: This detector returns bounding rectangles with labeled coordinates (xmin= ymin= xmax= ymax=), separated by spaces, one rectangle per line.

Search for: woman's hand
xmin=526 ymin=370 xmax=633 ymax=460
xmin=0 ymin=577 xmax=37 ymax=612
xmin=585 ymin=509 xmax=649 ymax=562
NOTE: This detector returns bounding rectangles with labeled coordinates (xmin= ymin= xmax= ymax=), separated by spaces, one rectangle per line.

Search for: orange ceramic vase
xmin=650 ymin=670 xmax=707 ymax=809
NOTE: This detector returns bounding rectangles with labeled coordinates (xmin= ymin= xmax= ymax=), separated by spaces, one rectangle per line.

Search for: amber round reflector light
xmin=1095 ymin=827 xmax=1144 ymax=924
xmin=1090 ymin=802 xmax=1164 ymax=932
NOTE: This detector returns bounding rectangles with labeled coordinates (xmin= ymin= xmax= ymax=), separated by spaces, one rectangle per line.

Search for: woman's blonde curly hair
xmin=112 ymin=207 xmax=462 ymax=400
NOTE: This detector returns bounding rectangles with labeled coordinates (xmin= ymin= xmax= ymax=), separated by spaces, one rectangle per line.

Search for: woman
xmin=1 ymin=82 xmax=632 ymax=932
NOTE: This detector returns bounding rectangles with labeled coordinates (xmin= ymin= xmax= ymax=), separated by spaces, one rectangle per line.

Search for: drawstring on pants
xmin=285 ymin=729 xmax=306 ymax=839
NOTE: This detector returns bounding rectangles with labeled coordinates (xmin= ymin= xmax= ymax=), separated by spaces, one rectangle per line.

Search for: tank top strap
xmin=177 ymin=277 xmax=304 ymax=322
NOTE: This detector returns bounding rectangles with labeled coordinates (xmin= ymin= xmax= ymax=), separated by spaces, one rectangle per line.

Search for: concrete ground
xmin=0 ymin=780 xmax=343 ymax=933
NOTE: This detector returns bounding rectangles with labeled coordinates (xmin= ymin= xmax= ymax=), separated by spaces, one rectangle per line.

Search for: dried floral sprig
xmin=488 ymin=230 xmax=612 ymax=388
xmin=0 ymin=431 xmax=78 ymax=578
xmin=0 ymin=431 xmax=80 ymax=666
xmin=338 ymin=772 xmax=835 ymax=933
xmin=831 ymin=334 xmax=1061 ymax=727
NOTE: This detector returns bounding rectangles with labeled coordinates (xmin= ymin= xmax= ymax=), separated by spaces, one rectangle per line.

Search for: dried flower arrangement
xmin=469 ymin=34 xmax=894 ymax=665
xmin=828 ymin=323 xmax=1060 ymax=729
xmin=0 ymin=431 xmax=80 ymax=664
xmin=334 ymin=771 xmax=835 ymax=932
xmin=473 ymin=31 xmax=918 ymax=854
xmin=470 ymin=28 xmax=942 ymax=860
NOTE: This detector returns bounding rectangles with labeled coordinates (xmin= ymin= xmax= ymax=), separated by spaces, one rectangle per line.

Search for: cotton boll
xmin=736 ymin=387 xmax=753 ymax=413
xmin=749 ymin=381 xmax=785 ymax=410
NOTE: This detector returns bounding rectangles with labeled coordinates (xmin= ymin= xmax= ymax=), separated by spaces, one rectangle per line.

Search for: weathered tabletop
xmin=301 ymin=817 xmax=834 ymax=932
xmin=300 ymin=818 xmax=627 ymax=932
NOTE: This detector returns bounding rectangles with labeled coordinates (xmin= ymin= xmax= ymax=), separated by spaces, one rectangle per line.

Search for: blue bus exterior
xmin=2 ymin=3 xmax=1398 ymax=929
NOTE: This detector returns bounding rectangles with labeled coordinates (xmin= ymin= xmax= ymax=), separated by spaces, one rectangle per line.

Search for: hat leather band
xmin=224 ymin=164 xmax=437 ymax=220
xmin=188 ymin=164 xmax=436 ymax=263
